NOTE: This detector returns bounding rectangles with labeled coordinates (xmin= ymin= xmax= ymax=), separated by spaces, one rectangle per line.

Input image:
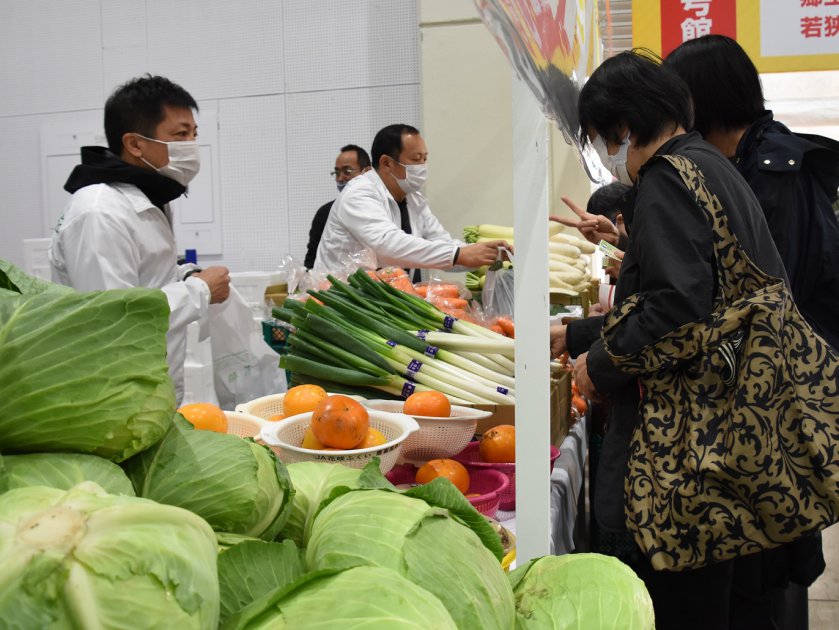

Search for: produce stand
xmin=497 ymin=413 xmax=588 ymax=557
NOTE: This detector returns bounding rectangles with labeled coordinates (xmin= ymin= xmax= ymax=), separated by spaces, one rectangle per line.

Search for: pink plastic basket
xmin=385 ymin=464 xmax=510 ymax=519
xmin=452 ymin=441 xmax=560 ymax=511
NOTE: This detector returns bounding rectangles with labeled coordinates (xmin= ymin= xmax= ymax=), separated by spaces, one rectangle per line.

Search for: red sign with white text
xmin=660 ymin=0 xmax=738 ymax=57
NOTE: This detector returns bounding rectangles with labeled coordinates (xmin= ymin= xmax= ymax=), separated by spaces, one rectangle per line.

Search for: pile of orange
xmin=479 ymin=424 xmax=516 ymax=463
xmin=415 ymin=459 xmax=471 ymax=494
xmin=178 ymin=402 xmax=228 ymax=433
xmin=403 ymin=390 xmax=451 ymax=417
xmin=299 ymin=394 xmax=386 ymax=451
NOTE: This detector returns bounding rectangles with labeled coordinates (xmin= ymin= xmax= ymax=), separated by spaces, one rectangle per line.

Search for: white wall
xmin=0 ymin=0 xmax=422 ymax=272
xmin=419 ymin=0 xmax=591 ymax=242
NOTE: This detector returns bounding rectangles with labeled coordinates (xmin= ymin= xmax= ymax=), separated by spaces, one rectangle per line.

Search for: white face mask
xmin=394 ymin=162 xmax=427 ymax=194
xmin=136 ymin=135 xmax=201 ymax=187
xmin=592 ymin=133 xmax=632 ymax=185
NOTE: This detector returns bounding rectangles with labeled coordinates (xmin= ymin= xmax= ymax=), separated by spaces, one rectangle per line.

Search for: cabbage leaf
xmin=0 ymin=482 xmax=219 ymax=629
xmin=3 ymin=452 xmax=135 ymax=495
xmin=0 ymin=278 xmax=175 ymax=461
xmin=223 ymin=566 xmax=456 ymax=630
xmin=126 ymin=415 xmax=293 ymax=540
xmin=306 ymin=489 xmax=515 ymax=630
xmin=509 ymin=553 xmax=655 ymax=629
xmin=217 ymin=539 xmax=303 ymax=625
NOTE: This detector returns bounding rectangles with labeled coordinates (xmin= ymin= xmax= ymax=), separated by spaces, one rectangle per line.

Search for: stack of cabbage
xmin=0 ymin=260 xmax=654 ymax=629
xmin=463 ymin=223 xmax=596 ymax=295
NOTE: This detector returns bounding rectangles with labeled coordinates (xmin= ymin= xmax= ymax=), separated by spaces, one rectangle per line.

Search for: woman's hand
xmin=550 ymin=196 xmax=620 ymax=246
xmin=573 ymin=352 xmax=598 ymax=400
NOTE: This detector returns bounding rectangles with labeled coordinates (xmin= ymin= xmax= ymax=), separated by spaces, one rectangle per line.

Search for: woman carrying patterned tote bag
xmin=553 ymin=50 xmax=839 ymax=630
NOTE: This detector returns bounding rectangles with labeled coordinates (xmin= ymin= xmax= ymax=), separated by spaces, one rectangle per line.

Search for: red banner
xmin=660 ymin=0 xmax=738 ymax=57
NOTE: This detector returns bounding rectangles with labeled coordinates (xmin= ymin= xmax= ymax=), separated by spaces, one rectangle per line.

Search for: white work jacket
xmin=314 ymin=169 xmax=462 ymax=273
xmin=49 ymin=183 xmax=210 ymax=403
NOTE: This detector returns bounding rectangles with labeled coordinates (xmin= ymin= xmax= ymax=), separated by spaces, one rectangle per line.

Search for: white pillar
xmin=512 ymin=74 xmax=552 ymax=563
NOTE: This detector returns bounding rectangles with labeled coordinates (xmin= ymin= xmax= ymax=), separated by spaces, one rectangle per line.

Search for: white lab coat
xmin=49 ymin=182 xmax=210 ymax=403
xmin=314 ymin=169 xmax=462 ymax=272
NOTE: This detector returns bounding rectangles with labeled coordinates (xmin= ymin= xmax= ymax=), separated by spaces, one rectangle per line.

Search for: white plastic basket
xmin=223 ymin=411 xmax=266 ymax=439
xmin=236 ymin=392 xmax=365 ymax=421
xmin=362 ymin=400 xmax=492 ymax=463
xmin=258 ymin=409 xmax=419 ymax=473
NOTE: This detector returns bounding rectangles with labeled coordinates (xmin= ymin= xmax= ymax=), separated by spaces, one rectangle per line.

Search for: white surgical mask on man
xmin=394 ymin=162 xmax=427 ymax=194
xmin=136 ymin=134 xmax=201 ymax=187
xmin=592 ymin=133 xmax=632 ymax=186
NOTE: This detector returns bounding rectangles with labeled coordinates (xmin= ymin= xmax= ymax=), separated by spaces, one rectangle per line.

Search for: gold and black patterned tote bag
xmin=601 ymin=154 xmax=839 ymax=571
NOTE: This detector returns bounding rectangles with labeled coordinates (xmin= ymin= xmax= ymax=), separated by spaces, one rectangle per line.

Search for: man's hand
xmin=587 ymin=303 xmax=606 ymax=317
xmin=457 ymin=240 xmax=510 ymax=268
xmin=550 ymin=324 xmax=567 ymax=358
xmin=550 ymin=196 xmax=620 ymax=246
xmin=193 ymin=266 xmax=230 ymax=304
xmin=573 ymin=352 xmax=598 ymax=400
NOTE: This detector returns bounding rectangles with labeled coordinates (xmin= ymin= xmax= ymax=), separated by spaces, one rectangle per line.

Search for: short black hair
xmin=340 ymin=144 xmax=371 ymax=170
xmin=104 ymin=75 xmax=198 ymax=154
xmin=586 ymin=182 xmax=631 ymax=223
xmin=371 ymin=124 xmax=420 ymax=170
xmin=664 ymin=35 xmax=764 ymax=137
xmin=578 ymin=50 xmax=693 ymax=147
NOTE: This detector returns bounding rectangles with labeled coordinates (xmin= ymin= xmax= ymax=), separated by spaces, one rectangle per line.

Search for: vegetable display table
xmin=498 ymin=414 xmax=588 ymax=559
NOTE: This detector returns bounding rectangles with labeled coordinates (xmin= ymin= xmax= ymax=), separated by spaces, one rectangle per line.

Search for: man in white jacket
xmin=49 ymin=75 xmax=230 ymax=403
xmin=314 ymin=124 xmax=506 ymax=276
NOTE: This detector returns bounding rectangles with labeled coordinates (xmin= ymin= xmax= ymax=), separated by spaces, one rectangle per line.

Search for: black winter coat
xmin=567 ymin=132 xmax=787 ymax=533
xmin=734 ymin=111 xmax=839 ymax=350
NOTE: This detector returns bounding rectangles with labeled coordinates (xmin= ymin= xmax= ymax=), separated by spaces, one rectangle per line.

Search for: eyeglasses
xmin=330 ymin=167 xmax=359 ymax=179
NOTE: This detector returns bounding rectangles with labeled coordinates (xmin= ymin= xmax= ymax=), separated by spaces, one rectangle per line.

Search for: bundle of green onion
xmin=272 ymin=270 xmax=515 ymax=405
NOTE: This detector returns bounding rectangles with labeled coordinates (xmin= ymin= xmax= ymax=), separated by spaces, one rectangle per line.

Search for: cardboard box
xmin=471 ymin=368 xmax=572 ymax=448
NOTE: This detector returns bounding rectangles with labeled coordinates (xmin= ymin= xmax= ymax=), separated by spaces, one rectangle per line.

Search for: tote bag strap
xmin=601 ymin=154 xmax=786 ymax=372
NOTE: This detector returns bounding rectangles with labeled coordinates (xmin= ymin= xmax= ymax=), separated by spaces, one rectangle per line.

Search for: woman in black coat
xmin=550 ymin=50 xmax=789 ymax=630
xmin=664 ymin=34 xmax=839 ymax=630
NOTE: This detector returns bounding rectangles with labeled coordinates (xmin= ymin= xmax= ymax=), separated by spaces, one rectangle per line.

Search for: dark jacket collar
xmin=64 ymin=146 xmax=186 ymax=210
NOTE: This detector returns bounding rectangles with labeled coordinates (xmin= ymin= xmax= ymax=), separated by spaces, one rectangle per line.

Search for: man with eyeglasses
xmin=314 ymin=124 xmax=507 ymax=277
xmin=304 ymin=144 xmax=371 ymax=269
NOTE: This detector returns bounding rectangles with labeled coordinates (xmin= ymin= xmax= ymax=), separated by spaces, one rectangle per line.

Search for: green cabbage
xmin=217 ymin=540 xmax=304 ymax=625
xmin=125 ymin=415 xmax=294 ymax=540
xmin=306 ymin=488 xmax=515 ymax=630
xmin=224 ymin=565 xmax=457 ymax=629
xmin=0 ymin=262 xmax=175 ymax=461
xmin=2 ymin=452 xmax=135 ymax=495
xmin=281 ymin=461 xmax=362 ymax=546
xmin=0 ymin=481 xmax=219 ymax=629
xmin=508 ymin=553 xmax=655 ymax=629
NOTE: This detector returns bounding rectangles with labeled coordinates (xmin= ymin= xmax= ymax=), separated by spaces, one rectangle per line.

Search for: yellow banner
xmin=633 ymin=0 xmax=839 ymax=73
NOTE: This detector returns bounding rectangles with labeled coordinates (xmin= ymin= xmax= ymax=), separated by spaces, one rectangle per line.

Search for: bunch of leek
xmin=273 ymin=270 xmax=515 ymax=404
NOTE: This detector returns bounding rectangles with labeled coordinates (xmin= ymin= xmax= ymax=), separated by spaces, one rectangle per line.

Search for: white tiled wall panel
xmin=146 ymin=0 xmax=285 ymax=101
xmin=101 ymin=0 xmax=149 ymax=98
xmin=282 ymin=0 xmax=420 ymax=93
xmin=216 ymin=95 xmax=290 ymax=272
xmin=284 ymin=84 xmax=422 ymax=263
xmin=0 ymin=0 xmax=103 ymax=116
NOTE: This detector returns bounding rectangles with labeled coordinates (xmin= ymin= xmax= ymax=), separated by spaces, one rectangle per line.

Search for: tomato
xmin=283 ymin=384 xmax=328 ymax=417
xmin=177 ymin=403 xmax=227 ymax=433
xmin=311 ymin=395 xmax=370 ymax=449
xmin=479 ymin=424 xmax=516 ymax=463
xmin=403 ymin=391 xmax=451 ymax=417
xmin=415 ymin=459 xmax=471 ymax=494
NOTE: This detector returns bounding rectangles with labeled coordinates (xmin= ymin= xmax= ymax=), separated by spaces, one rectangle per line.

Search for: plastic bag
xmin=482 ymin=248 xmax=515 ymax=318
xmin=209 ymin=287 xmax=286 ymax=409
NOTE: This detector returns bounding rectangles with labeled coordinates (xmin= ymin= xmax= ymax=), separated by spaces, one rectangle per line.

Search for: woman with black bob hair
xmin=557 ymin=50 xmax=789 ymax=629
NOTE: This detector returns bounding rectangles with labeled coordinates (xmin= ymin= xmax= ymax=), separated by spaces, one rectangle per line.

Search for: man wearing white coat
xmin=314 ymin=124 xmax=506 ymax=276
xmin=49 ymin=75 xmax=230 ymax=403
